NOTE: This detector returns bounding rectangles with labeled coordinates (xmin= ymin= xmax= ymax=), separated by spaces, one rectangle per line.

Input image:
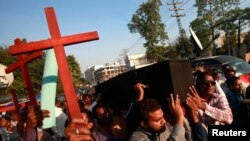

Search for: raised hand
xmin=65 ymin=118 xmax=93 ymax=141
xmin=168 ymin=94 xmax=184 ymax=125
xmin=186 ymin=86 xmax=206 ymax=111
xmin=134 ymin=82 xmax=148 ymax=101
xmin=26 ymin=105 xmax=50 ymax=128
xmin=185 ymin=96 xmax=199 ymax=123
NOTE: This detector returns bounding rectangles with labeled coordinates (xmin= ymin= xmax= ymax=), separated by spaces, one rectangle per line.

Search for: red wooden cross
xmin=8 ymin=7 xmax=99 ymax=119
xmin=10 ymin=90 xmax=24 ymax=137
xmin=5 ymin=38 xmax=43 ymax=105
xmin=0 ymin=100 xmax=30 ymax=113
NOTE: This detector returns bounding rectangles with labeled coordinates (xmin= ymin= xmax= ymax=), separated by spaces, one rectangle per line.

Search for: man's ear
xmin=140 ymin=121 xmax=146 ymax=128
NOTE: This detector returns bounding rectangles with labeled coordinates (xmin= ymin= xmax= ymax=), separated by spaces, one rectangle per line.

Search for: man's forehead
xmin=148 ymin=109 xmax=163 ymax=119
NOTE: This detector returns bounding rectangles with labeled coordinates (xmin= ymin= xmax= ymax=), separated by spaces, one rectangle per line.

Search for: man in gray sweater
xmin=129 ymin=94 xmax=192 ymax=141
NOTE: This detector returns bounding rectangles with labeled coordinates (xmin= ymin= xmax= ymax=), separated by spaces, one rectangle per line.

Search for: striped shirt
xmin=197 ymin=93 xmax=233 ymax=127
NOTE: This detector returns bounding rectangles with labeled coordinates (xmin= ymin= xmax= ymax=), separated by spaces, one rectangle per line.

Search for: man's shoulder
xmin=129 ymin=128 xmax=151 ymax=141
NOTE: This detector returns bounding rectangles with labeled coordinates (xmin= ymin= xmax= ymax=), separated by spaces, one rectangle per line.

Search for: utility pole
xmin=168 ymin=0 xmax=187 ymax=58
xmin=121 ymin=48 xmax=129 ymax=64
xmin=121 ymin=49 xmax=129 ymax=58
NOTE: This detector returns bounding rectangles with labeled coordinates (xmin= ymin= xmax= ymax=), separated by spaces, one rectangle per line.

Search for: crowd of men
xmin=0 ymin=64 xmax=250 ymax=141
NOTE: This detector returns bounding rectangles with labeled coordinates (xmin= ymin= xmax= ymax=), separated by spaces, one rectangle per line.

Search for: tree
xmin=172 ymin=36 xmax=194 ymax=58
xmin=192 ymin=0 xmax=240 ymax=56
xmin=146 ymin=45 xmax=167 ymax=62
xmin=0 ymin=46 xmax=18 ymax=95
xmin=56 ymin=55 xmax=83 ymax=94
xmin=194 ymin=0 xmax=240 ymax=19
xmin=243 ymin=31 xmax=250 ymax=47
xmin=216 ymin=7 xmax=250 ymax=56
xmin=127 ymin=0 xmax=168 ymax=62
xmin=163 ymin=46 xmax=178 ymax=58
xmin=28 ymin=57 xmax=45 ymax=94
xmin=190 ymin=15 xmax=212 ymax=52
xmin=66 ymin=55 xmax=83 ymax=84
xmin=0 ymin=43 xmax=83 ymax=96
xmin=0 ymin=45 xmax=45 ymax=96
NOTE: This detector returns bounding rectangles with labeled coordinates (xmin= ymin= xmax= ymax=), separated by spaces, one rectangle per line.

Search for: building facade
xmin=84 ymin=53 xmax=152 ymax=85
xmin=125 ymin=53 xmax=153 ymax=70
xmin=84 ymin=65 xmax=103 ymax=85
xmin=94 ymin=63 xmax=127 ymax=84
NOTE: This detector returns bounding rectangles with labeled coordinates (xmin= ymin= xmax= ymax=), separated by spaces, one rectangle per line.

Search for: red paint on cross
xmin=5 ymin=38 xmax=43 ymax=105
xmin=10 ymin=90 xmax=24 ymax=137
xmin=8 ymin=7 xmax=99 ymax=119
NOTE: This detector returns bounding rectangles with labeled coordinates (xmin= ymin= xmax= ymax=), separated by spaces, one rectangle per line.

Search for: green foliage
xmin=218 ymin=7 xmax=250 ymax=53
xmin=0 ymin=47 xmax=18 ymax=95
xmin=171 ymin=36 xmax=194 ymax=58
xmin=146 ymin=46 xmax=167 ymax=62
xmin=195 ymin=0 xmax=240 ymax=18
xmin=128 ymin=0 xmax=168 ymax=62
xmin=191 ymin=0 xmax=245 ymax=57
xmin=243 ymin=31 xmax=250 ymax=46
xmin=0 ymin=44 xmax=83 ymax=96
xmin=190 ymin=18 xmax=211 ymax=55
xmin=0 ymin=46 xmax=45 ymax=96
xmin=28 ymin=57 xmax=45 ymax=94
xmin=56 ymin=55 xmax=84 ymax=94
xmin=163 ymin=46 xmax=178 ymax=58
xmin=0 ymin=45 xmax=18 ymax=65
xmin=67 ymin=55 xmax=83 ymax=84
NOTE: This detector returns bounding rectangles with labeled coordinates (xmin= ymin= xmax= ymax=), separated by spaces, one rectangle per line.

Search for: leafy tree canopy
xmin=128 ymin=0 xmax=168 ymax=62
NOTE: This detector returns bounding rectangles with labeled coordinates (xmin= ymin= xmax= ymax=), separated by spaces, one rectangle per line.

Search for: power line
xmin=168 ymin=0 xmax=188 ymax=57
xmin=166 ymin=5 xmax=196 ymax=33
xmin=180 ymin=0 xmax=190 ymax=8
xmin=168 ymin=0 xmax=186 ymax=37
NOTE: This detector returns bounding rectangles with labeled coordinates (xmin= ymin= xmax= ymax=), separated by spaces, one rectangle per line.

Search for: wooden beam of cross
xmin=10 ymin=89 xmax=24 ymax=137
xmin=8 ymin=7 xmax=99 ymax=119
xmin=5 ymin=38 xmax=43 ymax=105
xmin=0 ymin=101 xmax=30 ymax=113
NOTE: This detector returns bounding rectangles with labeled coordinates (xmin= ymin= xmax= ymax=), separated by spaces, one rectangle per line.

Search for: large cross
xmin=5 ymin=38 xmax=43 ymax=105
xmin=8 ymin=7 xmax=99 ymax=119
